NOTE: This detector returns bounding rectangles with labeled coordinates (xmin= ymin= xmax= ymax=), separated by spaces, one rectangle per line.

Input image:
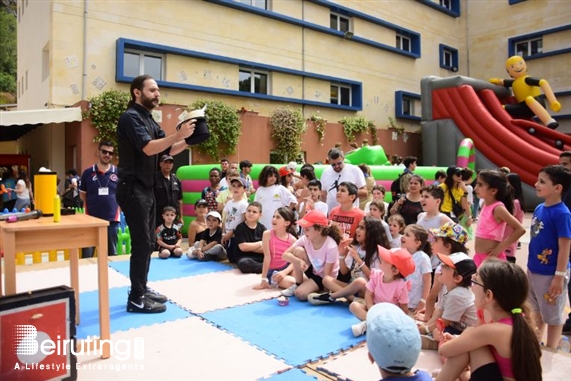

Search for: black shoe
xmin=562 ymin=319 xmax=571 ymax=334
xmin=308 ymin=292 xmax=336 ymax=305
xmin=145 ymin=288 xmax=168 ymax=304
xmin=126 ymin=297 xmax=167 ymax=313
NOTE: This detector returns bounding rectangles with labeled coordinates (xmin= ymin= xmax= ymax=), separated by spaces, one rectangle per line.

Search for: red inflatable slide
xmin=431 ymin=85 xmax=571 ymax=187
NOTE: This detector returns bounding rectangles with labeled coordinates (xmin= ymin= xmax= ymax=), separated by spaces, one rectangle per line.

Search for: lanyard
xmin=93 ymin=164 xmax=114 ymax=188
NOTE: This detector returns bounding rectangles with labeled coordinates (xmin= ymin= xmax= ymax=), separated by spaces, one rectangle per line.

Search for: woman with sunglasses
xmin=436 ymin=260 xmax=542 ymax=381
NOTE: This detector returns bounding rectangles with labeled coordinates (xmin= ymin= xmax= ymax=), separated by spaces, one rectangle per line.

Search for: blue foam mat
xmin=76 ymin=286 xmax=191 ymax=339
xmin=261 ymin=368 xmax=317 ymax=381
xmin=109 ymin=257 xmax=232 ymax=281
xmin=201 ymin=298 xmax=364 ymax=366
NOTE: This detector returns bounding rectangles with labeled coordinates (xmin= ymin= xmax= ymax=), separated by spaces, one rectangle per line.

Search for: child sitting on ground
xmin=419 ymin=222 xmax=469 ymax=323
xmin=350 ymin=246 xmax=415 ymax=337
xmin=187 ymin=211 xmax=227 ymax=261
xmin=417 ymin=253 xmax=477 ymax=350
xmin=436 ymin=260 xmax=542 ymax=381
xmin=156 ymin=206 xmax=183 ymax=259
xmin=328 ymin=181 xmax=366 ymax=239
xmin=298 ymin=179 xmax=329 ymax=218
xmin=234 ymin=201 xmax=267 ymax=274
xmin=367 ymin=200 xmax=394 ymax=247
xmin=281 ymin=210 xmax=341 ymax=300
xmin=253 ymin=207 xmax=298 ymax=290
xmin=367 ymin=303 xmax=432 ymax=381
xmin=187 ymin=199 xmax=208 ymax=254
xmin=222 ymin=177 xmax=249 ymax=263
xmin=400 ymin=224 xmax=432 ymax=314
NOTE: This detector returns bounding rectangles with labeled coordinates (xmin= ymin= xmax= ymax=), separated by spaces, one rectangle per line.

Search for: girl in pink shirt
xmin=437 ymin=260 xmax=541 ymax=381
xmin=254 ymin=207 xmax=298 ymax=290
xmin=349 ymin=246 xmax=415 ymax=337
xmin=282 ymin=210 xmax=342 ymax=301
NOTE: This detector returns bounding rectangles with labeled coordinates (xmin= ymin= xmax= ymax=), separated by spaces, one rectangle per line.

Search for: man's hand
xmin=177 ymin=119 xmax=196 ymax=140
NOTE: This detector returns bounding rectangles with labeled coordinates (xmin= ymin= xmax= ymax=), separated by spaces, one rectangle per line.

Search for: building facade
xmin=12 ymin=0 xmax=571 ymax=175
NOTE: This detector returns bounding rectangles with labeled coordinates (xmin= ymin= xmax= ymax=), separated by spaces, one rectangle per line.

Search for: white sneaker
xmin=351 ymin=321 xmax=367 ymax=337
xmin=186 ymin=247 xmax=197 ymax=259
xmin=280 ymin=284 xmax=298 ymax=297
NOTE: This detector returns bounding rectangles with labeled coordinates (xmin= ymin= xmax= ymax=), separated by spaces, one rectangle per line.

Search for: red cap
xmin=297 ymin=210 xmax=329 ymax=228
xmin=278 ymin=166 xmax=294 ymax=177
xmin=377 ymin=245 xmax=415 ymax=278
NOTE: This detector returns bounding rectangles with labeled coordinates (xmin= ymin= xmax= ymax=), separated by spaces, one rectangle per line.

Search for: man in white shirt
xmin=320 ymin=148 xmax=367 ymax=211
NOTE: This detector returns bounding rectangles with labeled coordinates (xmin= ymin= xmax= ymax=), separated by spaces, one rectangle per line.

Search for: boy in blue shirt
xmin=528 ymin=164 xmax=571 ymax=348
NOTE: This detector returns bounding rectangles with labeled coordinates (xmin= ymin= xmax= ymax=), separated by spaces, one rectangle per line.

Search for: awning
xmin=0 ymin=107 xmax=83 ymax=127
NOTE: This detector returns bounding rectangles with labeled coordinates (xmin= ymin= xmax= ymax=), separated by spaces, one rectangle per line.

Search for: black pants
xmin=116 ymin=180 xmax=156 ymax=300
xmin=237 ymin=255 xmax=264 ymax=274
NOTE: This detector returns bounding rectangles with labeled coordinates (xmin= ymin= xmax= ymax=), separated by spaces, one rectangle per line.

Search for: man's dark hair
xmin=66 ymin=168 xmax=77 ymax=176
xmin=98 ymin=141 xmax=114 ymax=150
xmin=128 ymin=75 xmax=153 ymax=108
xmin=327 ymin=148 xmax=344 ymax=160
xmin=559 ymin=151 xmax=571 ymax=160
xmin=403 ymin=156 xmax=417 ymax=169
xmin=239 ymin=160 xmax=252 ymax=170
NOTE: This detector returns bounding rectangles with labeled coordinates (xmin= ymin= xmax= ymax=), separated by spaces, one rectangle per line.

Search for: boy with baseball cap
xmin=367 ymin=303 xmax=432 ymax=380
xmin=417 ymin=252 xmax=477 ymax=349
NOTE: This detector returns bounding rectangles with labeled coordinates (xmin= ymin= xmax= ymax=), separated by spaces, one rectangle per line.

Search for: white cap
xmin=206 ymin=210 xmax=222 ymax=221
xmin=287 ymin=161 xmax=297 ymax=171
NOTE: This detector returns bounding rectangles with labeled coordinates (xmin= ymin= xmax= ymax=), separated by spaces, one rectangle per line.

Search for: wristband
xmin=555 ymin=271 xmax=566 ymax=277
xmin=419 ymin=298 xmax=426 ymax=304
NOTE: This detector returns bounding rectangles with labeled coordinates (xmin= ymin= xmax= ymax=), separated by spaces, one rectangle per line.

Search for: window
xmin=439 ymin=44 xmax=458 ymax=71
xmin=123 ymin=51 xmax=164 ymax=80
xmin=235 ymin=0 xmax=268 ymax=9
xmin=515 ymin=38 xmax=543 ymax=58
xmin=239 ymin=69 xmax=268 ymax=94
xmin=396 ymin=34 xmax=411 ymax=52
xmin=330 ymin=84 xmax=351 ymax=106
xmin=395 ymin=91 xmax=421 ymax=121
xmin=330 ymin=13 xmax=351 ymax=33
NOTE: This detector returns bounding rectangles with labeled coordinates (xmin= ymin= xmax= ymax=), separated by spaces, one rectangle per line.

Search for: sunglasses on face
xmin=330 ymin=162 xmax=343 ymax=168
xmin=100 ymin=149 xmax=114 ymax=156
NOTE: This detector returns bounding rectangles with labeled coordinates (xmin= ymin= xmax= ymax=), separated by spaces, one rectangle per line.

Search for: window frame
xmin=330 ymin=12 xmax=351 ymax=33
xmin=396 ymin=34 xmax=412 ymax=52
xmin=395 ymin=91 xmax=421 ymax=121
xmin=514 ymin=37 xmax=543 ymax=58
xmin=330 ymin=83 xmax=352 ymax=107
xmin=238 ymin=68 xmax=269 ymax=95
xmin=235 ymin=0 xmax=268 ymax=10
xmin=123 ymin=49 xmax=165 ymax=80
xmin=439 ymin=44 xmax=459 ymax=71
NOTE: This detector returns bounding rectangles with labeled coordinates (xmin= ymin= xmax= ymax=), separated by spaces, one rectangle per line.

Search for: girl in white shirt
xmin=254 ymin=165 xmax=297 ymax=230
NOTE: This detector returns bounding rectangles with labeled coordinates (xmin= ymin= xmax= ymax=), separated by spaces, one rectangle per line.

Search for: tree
xmin=0 ymin=4 xmax=16 ymax=100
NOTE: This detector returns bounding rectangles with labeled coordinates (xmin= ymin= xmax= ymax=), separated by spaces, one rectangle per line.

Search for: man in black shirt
xmin=154 ymin=154 xmax=183 ymax=228
xmin=116 ymin=75 xmax=195 ymax=314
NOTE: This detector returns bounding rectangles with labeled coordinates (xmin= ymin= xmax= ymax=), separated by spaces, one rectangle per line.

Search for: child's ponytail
xmin=478 ymin=260 xmax=542 ymax=381
xmin=320 ymin=223 xmax=342 ymax=244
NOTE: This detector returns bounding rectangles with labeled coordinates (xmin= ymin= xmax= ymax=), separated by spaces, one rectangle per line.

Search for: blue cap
xmin=366 ymin=303 xmax=421 ymax=374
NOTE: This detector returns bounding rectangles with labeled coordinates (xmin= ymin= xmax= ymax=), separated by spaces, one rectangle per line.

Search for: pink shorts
xmin=473 ymin=252 xmax=507 ymax=267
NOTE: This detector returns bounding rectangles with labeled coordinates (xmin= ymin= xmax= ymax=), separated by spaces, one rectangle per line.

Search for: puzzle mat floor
xmin=4 ymin=213 xmax=570 ymax=380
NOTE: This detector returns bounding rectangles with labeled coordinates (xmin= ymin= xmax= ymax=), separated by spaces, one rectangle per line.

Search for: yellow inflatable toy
xmin=490 ymin=55 xmax=561 ymax=129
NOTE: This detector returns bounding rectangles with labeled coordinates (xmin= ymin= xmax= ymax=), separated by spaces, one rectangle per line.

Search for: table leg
xmin=97 ymin=226 xmax=110 ymax=359
xmin=69 ymin=248 xmax=80 ymax=325
xmin=3 ymin=232 xmax=17 ymax=295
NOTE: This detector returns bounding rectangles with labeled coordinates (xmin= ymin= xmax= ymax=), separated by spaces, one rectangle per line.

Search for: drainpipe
xmin=81 ymin=0 xmax=88 ymax=100
xmin=301 ymin=1 xmax=306 ymax=118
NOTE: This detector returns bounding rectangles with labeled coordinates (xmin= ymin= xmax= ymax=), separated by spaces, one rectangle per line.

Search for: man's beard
xmin=141 ymin=95 xmax=158 ymax=110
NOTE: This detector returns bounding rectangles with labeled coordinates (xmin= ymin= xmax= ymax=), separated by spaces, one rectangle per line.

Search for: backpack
xmin=390 ymin=172 xmax=404 ymax=198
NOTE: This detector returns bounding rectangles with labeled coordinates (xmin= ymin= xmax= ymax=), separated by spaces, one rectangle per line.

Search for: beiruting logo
xmin=13 ymin=325 xmax=144 ymax=363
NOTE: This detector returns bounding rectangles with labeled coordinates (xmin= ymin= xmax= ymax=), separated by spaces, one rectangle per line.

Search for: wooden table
xmin=0 ymin=214 xmax=111 ymax=358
